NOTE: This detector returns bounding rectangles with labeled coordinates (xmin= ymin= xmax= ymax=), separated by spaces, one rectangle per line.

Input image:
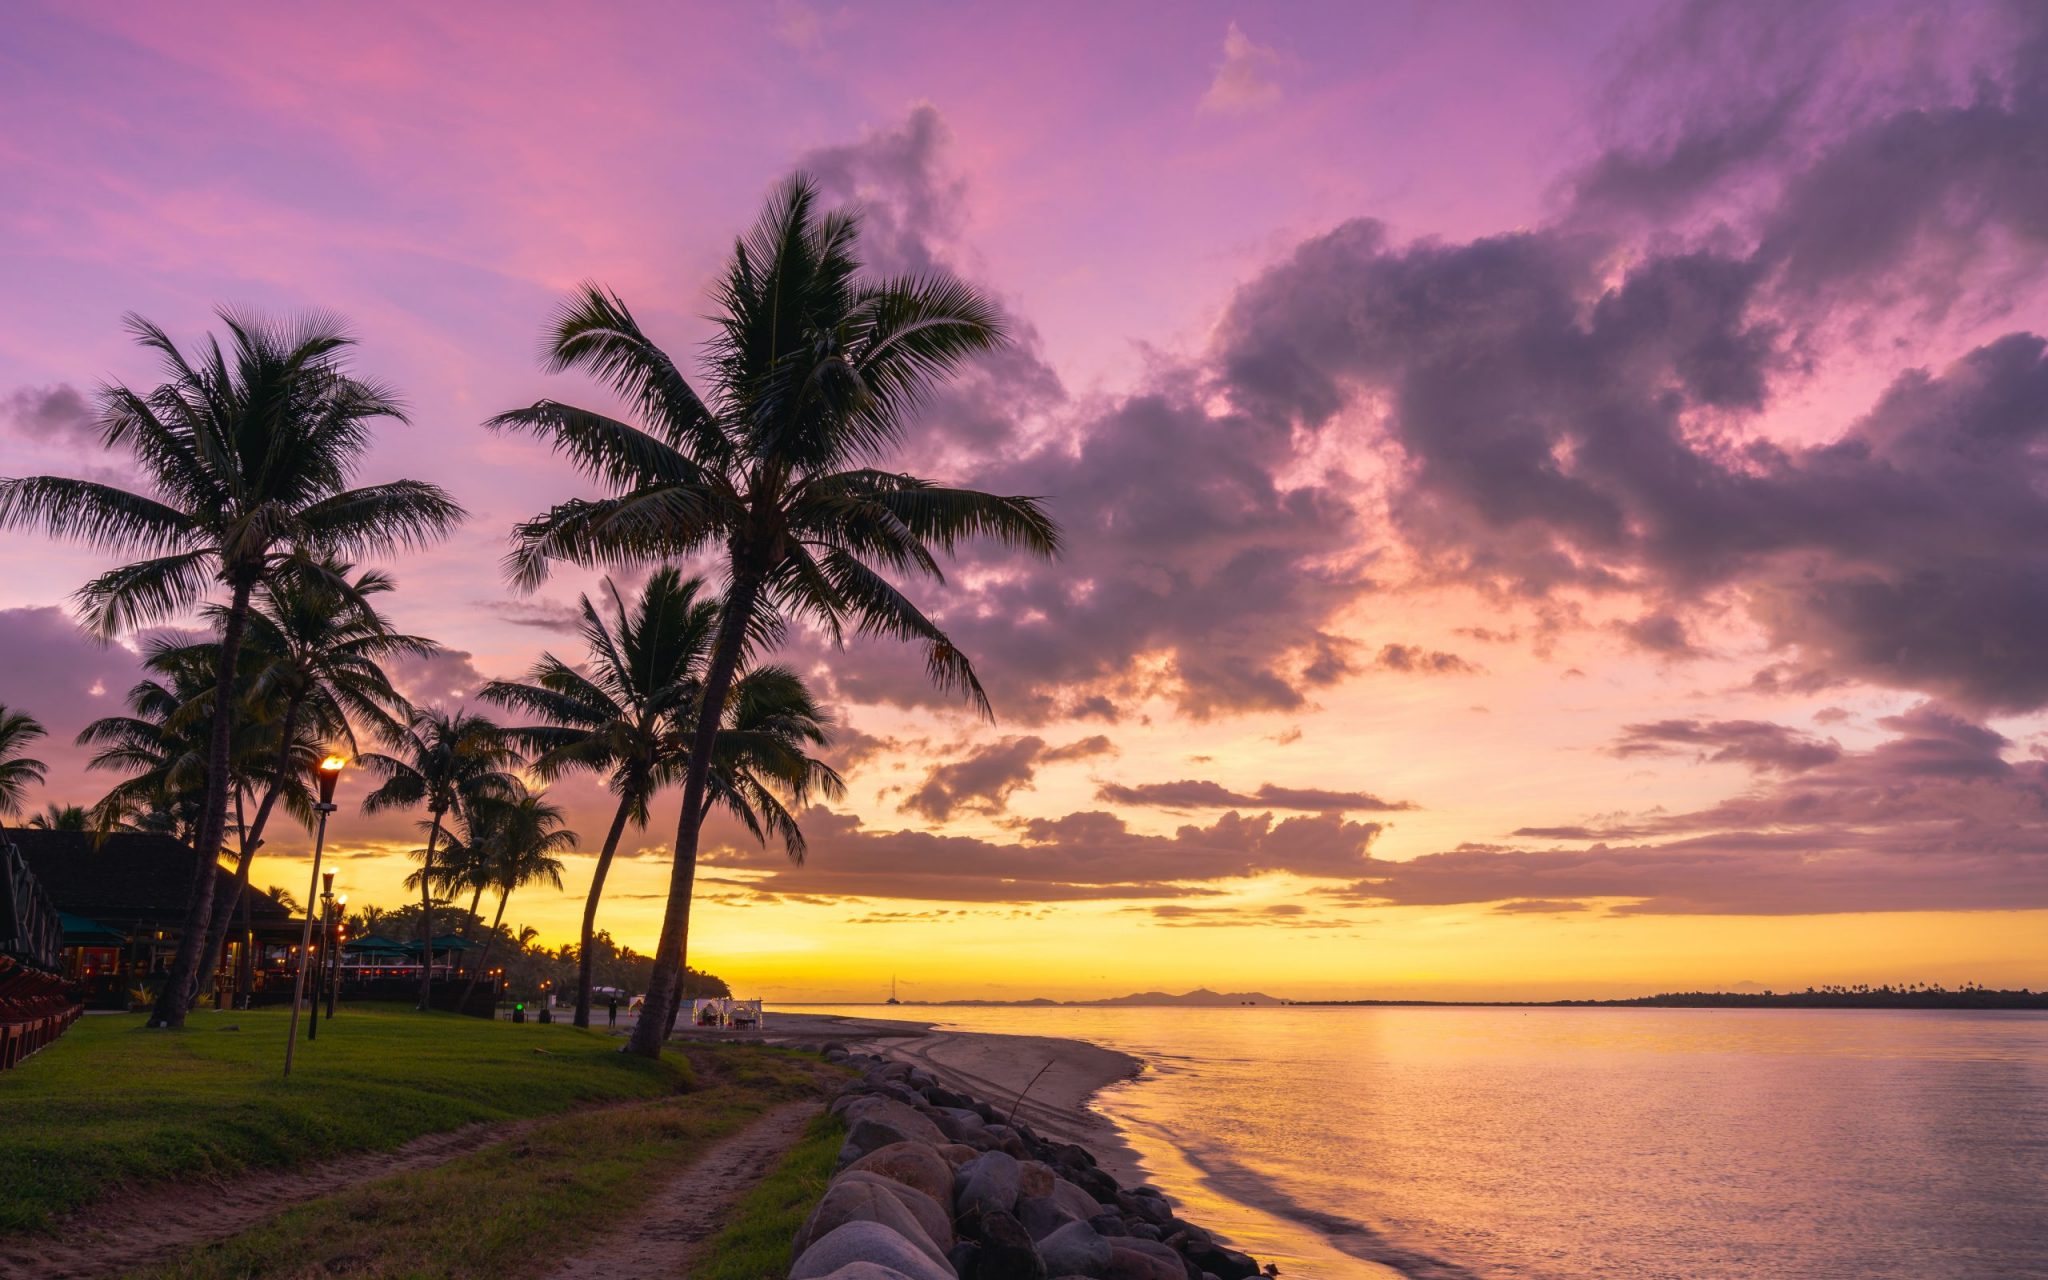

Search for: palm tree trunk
xmin=151 ymin=575 xmax=256 ymax=1028
xmin=627 ymin=573 xmax=760 ymax=1058
xmin=417 ymin=808 xmax=446 ymax=1011
xmin=198 ymin=700 xmax=304 ymax=1001
xmin=457 ymin=890 xmax=510 ymax=1017
xmin=665 ymin=790 xmax=721 ymax=1039
xmin=576 ymin=795 xmax=635 ymax=1029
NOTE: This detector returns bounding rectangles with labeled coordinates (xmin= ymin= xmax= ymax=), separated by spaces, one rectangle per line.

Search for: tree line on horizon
xmin=0 ymin=174 xmax=1061 ymax=1049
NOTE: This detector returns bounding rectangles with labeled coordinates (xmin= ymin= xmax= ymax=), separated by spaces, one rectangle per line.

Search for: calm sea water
xmin=803 ymin=1005 xmax=2048 ymax=1279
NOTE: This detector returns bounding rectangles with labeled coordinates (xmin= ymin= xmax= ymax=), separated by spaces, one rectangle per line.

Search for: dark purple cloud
xmin=1609 ymin=718 xmax=1842 ymax=773
xmin=3 ymin=384 xmax=98 ymax=445
xmin=899 ymin=733 xmax=1115 ymax=821
xmin=1373 ymin=643 xmax=1478 ymax=675
xmin=1093 ymin=778 xmax=1412 ymax=813
xmin=1351 ymin=704 xmax=2048 ymax=914
xmin=703 ymin=806 xmax=1386 ymax=903
xmin=0 ymin=606 xmax=148 ymax=805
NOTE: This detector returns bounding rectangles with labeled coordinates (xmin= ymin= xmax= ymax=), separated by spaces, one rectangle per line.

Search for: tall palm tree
xmin=358 ymin=709 xmax=520 ymax=1009
xmin=24 ymin=803 xmax=87 ymax=831
xmin=189 ymin=564 xmax=432 ymax=993
xmin=0 ymin=707 xmax=49 ymax=823
xmin=490 ymin=177 xmax=1060 ymax=1054
xmin=456 ymin=790 xmax=573 ymax=1014
xmin=482 ymin=568 xmax=843 ymax=1027
xmin=0 ymin=310 xmax=462 ymax=1027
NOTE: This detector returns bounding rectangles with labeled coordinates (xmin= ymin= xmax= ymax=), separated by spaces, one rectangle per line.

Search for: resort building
xmin=8 ymin=829 xmax=303 ymax=1009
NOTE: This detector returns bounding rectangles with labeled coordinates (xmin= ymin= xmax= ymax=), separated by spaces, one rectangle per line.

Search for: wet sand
xmin=682 ymin=1009 xmax=1150 ymax=1181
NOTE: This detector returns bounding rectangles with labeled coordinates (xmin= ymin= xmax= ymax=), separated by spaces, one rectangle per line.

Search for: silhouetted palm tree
xmin=483 ymin=568 xmax=842 ymax=1027
xmin=186 ymin=564 xmax=432 ymax=991
xmin=491 ymin=177 xmax=1059 ymax=1054
xmin=457 ymin=790 xmax=573 ymax=1013
xmin=0 ymin=311 xmax=462 ymax=1026
xmin=358 ymin=709 xmax=520 ymax=1009
xmin=0 ymin=707 xmax=48 ymax=824
xmin=24 ymin=803 xmax=87 ymax=831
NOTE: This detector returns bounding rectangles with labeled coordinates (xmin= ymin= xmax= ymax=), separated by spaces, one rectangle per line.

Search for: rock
xmin=822 ymin=1040 xmax=850 ymax=1056
xmin=1049 ymin=1178 xmax=1106 ymax=1222
xmin=836 ymin=1171 xmax=955 ymax=1252
xmin=934 ymin=1106 xmax=989 ymax=1141
xmin=1127 ymin=1223 xmax=1162 ymax=1242
xmin=790 ymin=1222 xmax=955 ymax=1280
xmin=950 ymin=1241 xmax=982 ymax=1280
xmin=937 ymin=1142 xmax=981 ymax=1166
xmin=1118 ymin=1191 xmax=1173 ymax=1228
xmin=1039 ymin=1221 xmax=1114 ymax=1277
xmin=1071 ymin=1166 xmax=1122 ymax=1204
xmin=846 ymin=1141 xmax=957 ymax=1205
xmin=1053 ymin=1142 xmax=1097 ymax=1170
xmin=977 ymin=1209 xmax=1049 ymax=1280
xmin=1016 ymin=1194 xmax=1082 ymax=1241
xmin=1104 ymin=1243 xmax=1184 ymax=1280
xmin=1089 ymin=1213 xmax=1130 ymax=1237
xmin=1182 ymin=1244 xmax=1258 ymax=1280
xmin=840 ymin=1098 xmax=947 ymax=1165
xmin=955 ymin=1149 xmax=1023 ymax=1222
xmin=791 ymin=1178 xmax=951 ymax=1270
xmin=805 ymin=1265 xmax=924 ymax=1280
xmin=1018 ymin=1160 xmax=1057 ymax=1200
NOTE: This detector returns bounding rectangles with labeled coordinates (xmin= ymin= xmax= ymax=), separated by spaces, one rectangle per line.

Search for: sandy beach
xmin=681 ymin=1009 xmax=1150 ymax=1182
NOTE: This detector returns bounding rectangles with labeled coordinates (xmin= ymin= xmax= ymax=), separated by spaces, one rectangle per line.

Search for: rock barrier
xmin=792 ymin=1043 xmax=1273 ymax=1280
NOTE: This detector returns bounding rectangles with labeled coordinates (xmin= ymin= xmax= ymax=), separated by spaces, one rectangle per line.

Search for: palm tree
xmin=78 ymin=640 xmax=295 ymax=846
xmin=490 ymin=177 xmax=1060 ymax=1054
xmin=0 ymin=707 xmax=49 ymax=823
xmin=190 ymin=564 xmax=432 ymax=994
xmin=265 ymin=884 xmax=300 ymax=914
xmin=0 ymin=310 xmax=462 ymax=1027
xmin=358 ymin=709 xmax=520 ymax=1009
xmin=456 ymin=790 xmax=573 ymax=1014
xmin=482 ymin=568 xmax=842 ymax=1027
xmin=25 ymin=803 xmax=88 ymax=831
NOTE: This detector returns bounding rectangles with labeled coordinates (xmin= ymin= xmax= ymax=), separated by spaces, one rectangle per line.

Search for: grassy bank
xmin=138 ymin=1045 xmax=842 ymax=1280
xmin=696 ymin=1110 xmax=846 ymax=1280
xmin=0 ymin=1006 xmax=689 ymax=1233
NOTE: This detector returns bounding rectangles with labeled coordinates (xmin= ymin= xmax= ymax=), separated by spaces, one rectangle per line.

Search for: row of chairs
xmin=0 ymin=954 xmax=82 ymax=1070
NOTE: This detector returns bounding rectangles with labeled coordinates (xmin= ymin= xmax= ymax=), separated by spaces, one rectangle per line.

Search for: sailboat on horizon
xmin=885 ymin=974 xmax=900 ymax=1005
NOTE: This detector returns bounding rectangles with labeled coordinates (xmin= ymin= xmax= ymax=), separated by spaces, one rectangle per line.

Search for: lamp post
xmin=284 ymin=756 xmax=344 ymax=1078
xmin=327 ymin=895 xmax=346 ymax=1019
xmin=309 ymin=868 xmax=335 ymax=1041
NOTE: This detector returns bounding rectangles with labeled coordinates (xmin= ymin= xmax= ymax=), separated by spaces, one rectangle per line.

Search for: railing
xmin=0 ymin=836 xmax=82 ymax=1070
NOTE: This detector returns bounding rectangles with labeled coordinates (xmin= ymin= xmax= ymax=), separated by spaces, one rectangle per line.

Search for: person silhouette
xmin=607 ymin=994 xmax=619 ymax=1027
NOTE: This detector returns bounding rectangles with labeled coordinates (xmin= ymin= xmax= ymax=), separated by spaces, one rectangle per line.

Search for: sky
xmin=3 ymin=0 xmax=2047 ymax=1001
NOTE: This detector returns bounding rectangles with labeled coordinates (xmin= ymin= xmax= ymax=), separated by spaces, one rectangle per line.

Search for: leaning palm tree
xmin=0 ymin=707 xmax=48 ymax=824
xmin=456 ymin=790 xmax=573 ymax=1014
xmin=482 ymin=568 xmax=843 ymax=1027
xmin=490 ymin=176 xmax=1060 ymax=1054
xmin=0 ymin=310 xmax=462 ymax=1027
xmin=187 ymin=563 xmax=432 ymax=993
xmin=358 ymin=709 xmax=521 ymax=1009
xmin=480 ymin=568 xmax=713 ymax=1027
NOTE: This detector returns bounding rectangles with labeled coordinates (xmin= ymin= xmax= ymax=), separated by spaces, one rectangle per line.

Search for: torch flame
xmin=319 ymin=755 xmax=347 ymax=772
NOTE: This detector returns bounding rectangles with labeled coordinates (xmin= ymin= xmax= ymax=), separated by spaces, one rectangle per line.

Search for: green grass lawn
xmin=136 ymin=1046 xmax=844 ymax=1280
xmin=0 ymin=1005 xmax=691 ymax=1234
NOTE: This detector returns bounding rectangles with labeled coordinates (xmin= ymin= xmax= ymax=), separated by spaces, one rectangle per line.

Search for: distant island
xmin=1293 ymin=986 xmax=2048 ymax=1011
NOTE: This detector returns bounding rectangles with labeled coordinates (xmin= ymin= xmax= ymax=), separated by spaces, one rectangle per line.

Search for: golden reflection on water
xmin=856 ymin=1006 xmax=2048 ymax=1280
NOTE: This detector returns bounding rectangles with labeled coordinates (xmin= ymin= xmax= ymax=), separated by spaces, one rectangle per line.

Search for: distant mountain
xmin=906 ymin=987 xmax=1286 ymax=1008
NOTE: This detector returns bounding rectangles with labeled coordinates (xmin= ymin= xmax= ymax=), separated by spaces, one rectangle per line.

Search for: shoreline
xmin=714 ymin=1010 xmax=1150 ymax=1183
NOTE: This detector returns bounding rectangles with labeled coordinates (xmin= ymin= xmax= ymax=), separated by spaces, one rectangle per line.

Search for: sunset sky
xmin=4 ymin=1 xmax=2047 ymax=1001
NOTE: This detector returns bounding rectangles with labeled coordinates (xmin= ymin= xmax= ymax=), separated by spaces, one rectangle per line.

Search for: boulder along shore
xmin=783 ymin=1041 xmax=1275 ymax=1280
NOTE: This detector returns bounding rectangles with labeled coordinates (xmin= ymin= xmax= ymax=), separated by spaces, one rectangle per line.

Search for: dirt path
xmin=0 ymin=1110 xmax=588 ymax=1280
xmin=545 ymin=1102 xmax=819 ymax=1280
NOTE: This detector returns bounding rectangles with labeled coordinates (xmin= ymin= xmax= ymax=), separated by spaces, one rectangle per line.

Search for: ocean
xmin=804 ymin=1004 xmax=2048 ymax=1279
